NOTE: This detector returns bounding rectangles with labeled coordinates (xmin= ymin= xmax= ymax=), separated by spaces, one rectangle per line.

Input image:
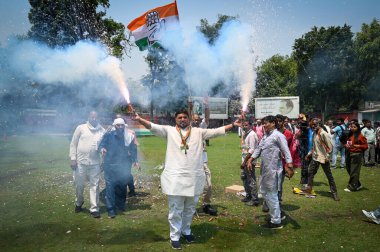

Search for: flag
xmin=127 ymin=1 xmax=179 ymax=51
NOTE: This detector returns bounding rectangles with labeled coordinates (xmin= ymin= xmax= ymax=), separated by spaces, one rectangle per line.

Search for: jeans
xmin=241 ymin=166 xmax=259 ymax=203
xmin=104 ymin=163 xmax=132 ymax=213
xmin=332 ymin=142 xmax=345 ymax=167
xmin=374 ymin=205 xmax=380 ymax=218
xmin=364 ymin=143 xmax=376 ymax=164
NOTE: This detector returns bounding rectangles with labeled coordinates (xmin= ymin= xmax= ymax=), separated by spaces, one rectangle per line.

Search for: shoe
xmin=262 ymin=222 xmax=283 ymax=229
xmin=362 ymin=210 xmax=380 ymax=224
xmin=203 ymin=205 xmax=218 ymax=216
xmin=74 ymin=205 xmax=82 ymax=213
xmin=332 ymin=192 xmax=340 ymax=201
xmin=357 ymin=185 xmax=363 ymax=191
xmin=128 ymin=191 xmax=137 ymax=197
xmin=302 ymin=187 xmax=317 ymax=197
xmin=170 ymin=240 xmax=182 ymax=250
xmin=340 ymin=166 xmax=345 ymax=169
xmin=241 ymin=197 xmax=252 ymax=202
xmin=182 ymin=234 xmax=195 ymax=243
xmin=108 ymin=211 xmax=116 ymax=219
xmin=331 ymin=166 xmax=336 ymax=169
xmin=344 ymin=188 xmax=352 ymax=192
xmin=245 ymin=200 xmax=260 ymax=207
xmin=91 ymin=211 xmax=100 ymax=218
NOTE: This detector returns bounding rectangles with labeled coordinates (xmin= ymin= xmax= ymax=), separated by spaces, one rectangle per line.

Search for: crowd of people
xmin=69 ymin=109 xmax=380 ymax=250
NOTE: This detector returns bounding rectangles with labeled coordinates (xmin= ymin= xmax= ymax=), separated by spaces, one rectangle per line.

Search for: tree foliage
xmin=198 ymin=14 xmax=241 ymax=104
xmin=353 ymin=19 xmax=380 ymax=102
xmin=198 ymin=14 xmax=237 ymax=45
xmin=255 ymin=55 xmax=297 ymax=97
xmin=142 ymin=48 xmax=187 ymax=118
xmin=292 ymin=25 xmax=355 ymax=114
xmin=28 ymin=0 xmax=129 ymax=58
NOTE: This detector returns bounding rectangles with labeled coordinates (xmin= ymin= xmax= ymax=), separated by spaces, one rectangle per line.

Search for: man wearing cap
xmin=69 ymin=111 xmax=105 ymax=218
xmin=133 ymin=109 xmax=240 ymax=250
xmin=99 ymin=118 xmax=138 ymax=218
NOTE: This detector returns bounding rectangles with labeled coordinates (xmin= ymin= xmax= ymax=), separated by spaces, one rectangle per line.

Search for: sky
xmin=1 ymin=0 xmax=379 ymax=81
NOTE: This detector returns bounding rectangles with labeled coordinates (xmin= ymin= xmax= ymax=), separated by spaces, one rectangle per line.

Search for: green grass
xmin=0 ymin=134 xmax=379 ymax=251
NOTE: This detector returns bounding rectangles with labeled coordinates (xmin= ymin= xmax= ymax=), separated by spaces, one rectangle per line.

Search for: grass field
xmin=0 ymin=133 xmax=379 ymax=251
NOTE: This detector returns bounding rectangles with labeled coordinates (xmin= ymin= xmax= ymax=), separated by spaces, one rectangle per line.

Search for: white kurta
xmin=150 ymin=123 xmax=225 ymax=196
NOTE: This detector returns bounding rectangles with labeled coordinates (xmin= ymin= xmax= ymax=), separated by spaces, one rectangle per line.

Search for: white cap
xmin=112 ymin=118 xmax=127 ymax=127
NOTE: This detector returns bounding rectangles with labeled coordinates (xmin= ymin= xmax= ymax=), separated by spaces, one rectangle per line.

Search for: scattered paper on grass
xmin=66 ymin=230 xmax=71 ymax=234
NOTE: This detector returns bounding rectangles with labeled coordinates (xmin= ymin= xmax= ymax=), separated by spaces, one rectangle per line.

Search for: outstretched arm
xmin=133 ymin=114 xmax=152 ymax=129
xmin=225 ymin=118 xmax=242 ymax=131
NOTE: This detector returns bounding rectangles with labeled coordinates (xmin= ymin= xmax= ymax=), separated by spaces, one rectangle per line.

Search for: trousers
xmin=241 ymin=166 xmax=259 ymax=203
xmin=168 ymin=195 xmax=199 ymax=241
xmin=202 ymin=163 xmax=212 ymax=205
xmin=346 ymin=152 xmax=363 ymax=191
xmin=307 ymin=160 xmax=337 ymax=193
xmin=104 ymin=163 xmax=132 ymax=213
xmin=74 ymin=163 xmax=101 ymax=212
xmin=364 ymin=143 xmax=375 ymax=164
xmin=263 ymin=190 xmax=281 ymax=224
xmin=332 ymin=142 xmax=346 ymax=167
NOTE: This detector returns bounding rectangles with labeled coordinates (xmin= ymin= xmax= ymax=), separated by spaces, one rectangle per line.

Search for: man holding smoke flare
xmin=133 ymin=109 xmax=241 ymax=250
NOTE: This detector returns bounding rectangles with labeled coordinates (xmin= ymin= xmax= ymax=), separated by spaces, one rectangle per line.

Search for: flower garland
xmin=176 ymin=125 xmax=191 ymax=154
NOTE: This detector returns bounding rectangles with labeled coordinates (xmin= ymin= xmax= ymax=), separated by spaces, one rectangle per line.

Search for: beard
xmin=178 ymin=121 xmax=189 ymax=129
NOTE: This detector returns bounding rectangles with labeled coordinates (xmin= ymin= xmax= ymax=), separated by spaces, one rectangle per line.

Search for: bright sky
xmin=1 ymin=0 xmax=379 ymax=80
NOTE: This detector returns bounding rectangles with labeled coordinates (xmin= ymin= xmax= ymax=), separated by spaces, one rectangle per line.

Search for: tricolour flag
xmin=127 ymin=1 xmax=179 ymax=51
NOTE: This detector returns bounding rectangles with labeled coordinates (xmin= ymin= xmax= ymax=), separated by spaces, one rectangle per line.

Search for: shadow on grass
xmin=315 ymin=190 xmax=334 ymax=199
xmin=105 ymin=228 xmax=166 ymax=245
xmin=281 ymin=203 xmax=300 ymax=212
xmin=282 ymin=213 xmax=302 ymax=230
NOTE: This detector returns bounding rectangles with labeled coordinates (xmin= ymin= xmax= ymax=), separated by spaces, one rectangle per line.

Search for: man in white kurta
xmin=69 ymin=111 xmax=105 ymax=218
xmin=134 ymin=109 xmax=238 ymax=249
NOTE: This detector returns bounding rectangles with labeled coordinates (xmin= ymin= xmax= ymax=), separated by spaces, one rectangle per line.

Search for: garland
xmin=176 ymin=125 xmax=191 ymax=154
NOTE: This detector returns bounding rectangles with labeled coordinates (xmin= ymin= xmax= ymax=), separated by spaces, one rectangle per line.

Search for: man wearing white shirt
xmin=134 ymin=109 xmax=240 ymax=250
xmin=240 ymin=120 xmax=259 ymax=206
xmin=69 ymin=111 xmax=105 ymax=218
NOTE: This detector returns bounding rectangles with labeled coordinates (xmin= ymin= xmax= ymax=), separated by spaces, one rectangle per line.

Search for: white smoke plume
xmin=7 ymin=40 xmax=131 ymax=103
xmin=161 ymin=20 xmax=257 ymax=111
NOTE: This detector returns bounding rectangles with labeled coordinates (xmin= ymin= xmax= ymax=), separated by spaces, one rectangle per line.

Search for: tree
xmin=292 ymin=25 xmax=355 ymax=115
xmin=198 ymin=14 xmax=243 ymax=115
xmin=255 ymin=55 xmax=298 ymax=97
xmin=198 ymin=14 xmax=237 ymax=45
xmin=143 ymin=48 xmax=187 ymax=119
xmin=353 ymin=19 xmax=380 ymax=103
xmin=28 ymin=0 xmax=129 ymax=58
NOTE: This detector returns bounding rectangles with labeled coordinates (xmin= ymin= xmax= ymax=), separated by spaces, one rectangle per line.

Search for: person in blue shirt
xmin=331 ymin=118 xmax=347 ymax=169
xmin=99 ymin=118 xmax=138 ymax=218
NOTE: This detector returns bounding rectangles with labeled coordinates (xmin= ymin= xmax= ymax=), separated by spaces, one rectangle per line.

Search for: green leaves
xmin=27 ymin=0 xmax=128 ymax=58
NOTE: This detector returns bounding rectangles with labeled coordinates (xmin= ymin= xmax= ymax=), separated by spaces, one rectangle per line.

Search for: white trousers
xmin=73 ymin=163 xmax=101 ymax=212
xmin=262 ymin=190 xmax=281 ymax=224
xmin=167 ymin=195 xmax=199 ymax=241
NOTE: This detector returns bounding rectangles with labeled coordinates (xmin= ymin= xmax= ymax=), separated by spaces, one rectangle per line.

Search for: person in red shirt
xmin=344 ymin=121 xmax=368 ymax=192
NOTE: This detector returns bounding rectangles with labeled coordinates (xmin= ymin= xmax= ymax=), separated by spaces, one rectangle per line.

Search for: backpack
xmin=337 ymin=125 xmax=350 ymax=144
